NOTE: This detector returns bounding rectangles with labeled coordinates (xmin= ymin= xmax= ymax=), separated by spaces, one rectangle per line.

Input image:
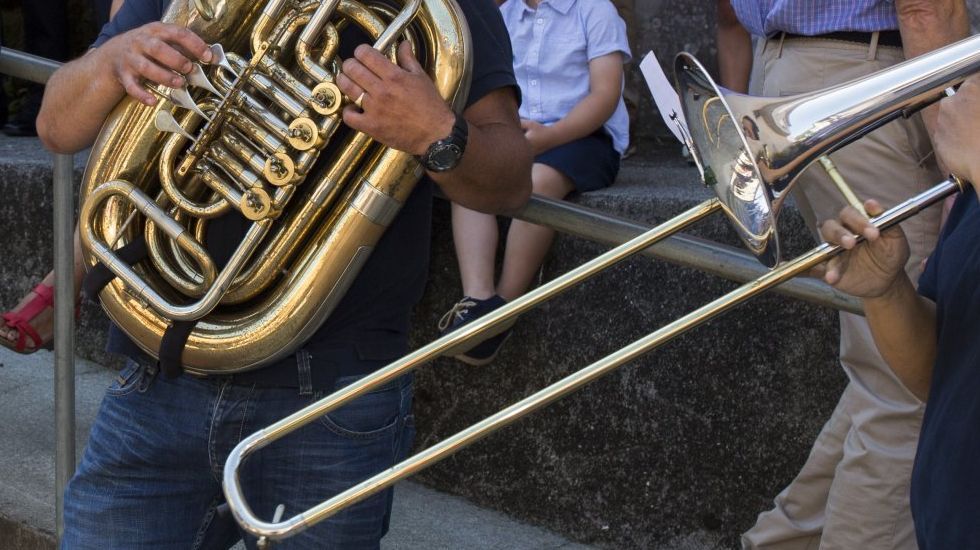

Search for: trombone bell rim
xmin=674 ymin=52 xmax=780 ymax=268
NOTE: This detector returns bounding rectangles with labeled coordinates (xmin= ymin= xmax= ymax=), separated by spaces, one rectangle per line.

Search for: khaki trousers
xmin=741 ymin=37 xmax=942 ymax=550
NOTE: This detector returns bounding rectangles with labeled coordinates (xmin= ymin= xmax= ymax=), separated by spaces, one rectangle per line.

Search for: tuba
xmin=78 ymin=0 xmax=471 ymax=374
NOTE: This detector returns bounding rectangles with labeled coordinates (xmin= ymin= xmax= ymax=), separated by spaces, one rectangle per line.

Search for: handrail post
xmin=53 ymin=152 xmax=76 ymax=539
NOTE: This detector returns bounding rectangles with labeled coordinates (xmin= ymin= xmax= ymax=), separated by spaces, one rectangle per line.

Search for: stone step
xmin=0 ymin=348 xmax=593 ymax=549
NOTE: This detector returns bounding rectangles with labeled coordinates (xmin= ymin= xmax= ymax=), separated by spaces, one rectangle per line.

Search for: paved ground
xmin=0 ymin=348 xmax=592 ymax=549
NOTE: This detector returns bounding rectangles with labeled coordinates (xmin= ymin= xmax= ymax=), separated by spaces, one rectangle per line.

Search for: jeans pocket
xmin=316 ymin=376 xmax=401 ymax=440
xmin=105 ymin=361 xmax=144 ymax=397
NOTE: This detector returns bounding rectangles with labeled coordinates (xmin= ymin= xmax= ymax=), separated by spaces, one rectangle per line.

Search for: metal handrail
xmin=0 ymin=48 xmax=61 ymax=84
xmin=437 ymin=192 xmax=863 ymax=315
xmin=509 ymin=194 xmax=863 ymax=315
xmin=0 ymin=48 xmax=73 ymax=538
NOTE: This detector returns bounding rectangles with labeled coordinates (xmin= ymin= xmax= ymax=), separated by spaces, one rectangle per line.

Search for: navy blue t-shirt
xmin=913 ymin=185 xmax=980 ymax=549
xmin=95 ymin=0 xmax=518 ymax=371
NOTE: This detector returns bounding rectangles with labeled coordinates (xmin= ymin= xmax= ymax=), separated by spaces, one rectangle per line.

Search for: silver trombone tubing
xmin=223 ymin=176 xmax=962 ymax=541
xmin=223 ymin=196 xmax=723 ymax=539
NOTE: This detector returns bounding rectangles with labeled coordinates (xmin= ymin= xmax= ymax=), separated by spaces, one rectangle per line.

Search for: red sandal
xmin=1 ymin=283 xmax=56 ymax=354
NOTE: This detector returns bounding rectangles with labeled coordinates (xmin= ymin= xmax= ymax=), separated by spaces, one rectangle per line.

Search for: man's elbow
xmin=896 ymin=0 xmax=966 ymax=33
xmin=472 ymin=165 xmax=532 ymax=215
xmin=499 ymin=174 xmax=532 ymax=213
xmin=36 ymin=109 xmax=72 ymax=154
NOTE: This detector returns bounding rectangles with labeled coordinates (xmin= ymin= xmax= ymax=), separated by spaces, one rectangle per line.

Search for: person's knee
xmin=531 ymin=163 xmax=574 ymax=198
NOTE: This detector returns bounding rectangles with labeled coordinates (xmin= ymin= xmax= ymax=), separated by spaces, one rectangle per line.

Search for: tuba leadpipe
xmin=221 ymin=34 xmax=980 ymax=541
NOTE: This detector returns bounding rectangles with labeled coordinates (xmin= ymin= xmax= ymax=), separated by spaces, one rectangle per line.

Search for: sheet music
xmin=639 ymin=51 xmax=690 ymax=146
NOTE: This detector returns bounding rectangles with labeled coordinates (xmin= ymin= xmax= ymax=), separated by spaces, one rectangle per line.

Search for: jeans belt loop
xmin=139 ymin=361 xmax=159 ymax=393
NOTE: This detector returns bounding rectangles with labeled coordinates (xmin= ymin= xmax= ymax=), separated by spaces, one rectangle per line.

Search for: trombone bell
xmin=675 ymin=54 xmax=778 ymax=267
xmin=676 ymin=34 xmax=980 ymax=267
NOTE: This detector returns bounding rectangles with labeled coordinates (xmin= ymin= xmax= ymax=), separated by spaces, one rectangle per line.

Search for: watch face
xmin=428 ymin=143 xmax=462 ymax=171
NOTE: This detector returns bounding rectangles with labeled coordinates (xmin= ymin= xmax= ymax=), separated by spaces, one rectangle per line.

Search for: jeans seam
xmin=318 ymin=411 xmax=399 ymax=440
xmin=104 ymin=363 xmax=143 ymax=397
xmin=236 ymin=385 xmax=256 ymax=450
xmin=207 ymin=381 xmax=229 ymax=479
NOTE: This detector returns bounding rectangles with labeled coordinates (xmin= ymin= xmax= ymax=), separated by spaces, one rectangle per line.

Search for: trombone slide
xmin=223 ymin=176 xmax=962 ymax=541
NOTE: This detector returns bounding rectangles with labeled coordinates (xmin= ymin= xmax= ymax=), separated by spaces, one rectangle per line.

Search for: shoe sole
xmin=453 ymin=331 xmax=513 ymax=367
xmin=440 ymin=315 xmax=518 ymax=359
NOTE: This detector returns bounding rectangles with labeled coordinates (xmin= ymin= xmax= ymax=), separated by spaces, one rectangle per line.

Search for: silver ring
xmin=354 ymin=92 xmax=366 ymax=110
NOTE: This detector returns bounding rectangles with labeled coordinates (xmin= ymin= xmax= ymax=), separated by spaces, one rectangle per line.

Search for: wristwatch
xmin=419 ymin=112 xmax=468 ymax=173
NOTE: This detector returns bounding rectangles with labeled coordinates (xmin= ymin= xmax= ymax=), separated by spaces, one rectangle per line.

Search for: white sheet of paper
xmin=639 ymin=51 xmax=689 ymax=146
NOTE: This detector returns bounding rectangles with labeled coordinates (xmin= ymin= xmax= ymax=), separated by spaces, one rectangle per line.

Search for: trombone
xmin=222 ymin=34 xmax=980 ymax=541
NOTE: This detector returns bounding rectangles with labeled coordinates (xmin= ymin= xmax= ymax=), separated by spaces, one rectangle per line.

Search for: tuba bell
xmin=78 ymin=0 xmax=471 ymax=374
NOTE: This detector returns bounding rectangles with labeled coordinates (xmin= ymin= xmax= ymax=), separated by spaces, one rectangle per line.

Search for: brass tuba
xmin=78 ymin=0 xmax=471 ymax=374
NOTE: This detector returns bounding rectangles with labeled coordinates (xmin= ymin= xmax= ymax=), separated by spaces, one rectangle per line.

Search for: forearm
xmin=433 ymin=116 xmax=532 ymax=214
xmin=716 ymin=0 xmax=752 ymax=93
xmin=545 ymin=91 xmax=619 ymax=150
xmin=534 ymin=54 xmax=623 ymax=153
xmin=37 ymin=49 xmax=127 ymax=153
xmin=896 ymin=0 xmax=969 ymax=140
xmin=864 ymin=274 xmax=938 ymax=400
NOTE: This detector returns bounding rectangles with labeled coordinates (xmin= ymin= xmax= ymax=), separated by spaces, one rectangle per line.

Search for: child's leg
xmin=451 ymin=202 xmax=499 ymax=300
xmin=496 ymin=163 xmax=574 ymax=301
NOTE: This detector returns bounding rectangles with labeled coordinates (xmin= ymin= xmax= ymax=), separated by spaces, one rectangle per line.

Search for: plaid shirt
xmin=730 ymin=0 xmax=898 ymax=37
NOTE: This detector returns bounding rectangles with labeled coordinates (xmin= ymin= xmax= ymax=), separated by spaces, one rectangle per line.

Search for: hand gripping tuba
xmin=78 ymin=0 xmax=471 ymax=374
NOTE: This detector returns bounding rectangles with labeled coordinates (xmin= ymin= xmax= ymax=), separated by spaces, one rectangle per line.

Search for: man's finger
xmin=864 ymin=198 xmax=885 ymax=217
xmin=120 ymin=72 xmax=157 ymax=106
xmin=819 ymin=219 xmax=858 ymax=249
xmin=156 ymin=24 xmax=212 ymax=63
xmin=141 ymin=39 xmax=194 ymax=79
xmin=341 ymin=57 xmax=383 ymax=95
xmin=353 ymin=43 xmax=401 ymax=80
xmin=336 ymin=72 xmax=365 ymax=106
xmin=341 ymin=105 xmax=369 ymax=133
xmin=824 ymin=255 xmax=848 ymax=286
xmin=840 ymin=205 xmax=879 ymax=241
xmin=396 ymin=41 xmax=424 ymax=74
xmin=132 ymin=54 xmax=185 ymax=90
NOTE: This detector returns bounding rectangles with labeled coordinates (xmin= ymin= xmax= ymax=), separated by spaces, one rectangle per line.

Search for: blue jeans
xmin=62 ymin=359 xmax=414 ymax=549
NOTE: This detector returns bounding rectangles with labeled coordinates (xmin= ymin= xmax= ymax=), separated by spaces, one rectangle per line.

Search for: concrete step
xmin=0 ymin=349 xmax=593 ymax=549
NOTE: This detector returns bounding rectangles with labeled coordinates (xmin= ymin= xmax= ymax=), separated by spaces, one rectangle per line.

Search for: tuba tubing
xmin=222 ymin=34 xmax=980 ymax=541
xmin=79 ymin=0 xmax=473 ymax=373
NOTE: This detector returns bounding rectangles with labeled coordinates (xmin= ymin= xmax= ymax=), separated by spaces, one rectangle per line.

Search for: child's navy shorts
xmin=535 ymin=130 xmax=621 ymax=193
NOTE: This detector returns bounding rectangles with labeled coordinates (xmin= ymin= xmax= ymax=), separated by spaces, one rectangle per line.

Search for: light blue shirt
xmin=500 ymin=0 xmax=631 ymax=155
xmin=731 ymin=0 xmax=898 ymax=37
